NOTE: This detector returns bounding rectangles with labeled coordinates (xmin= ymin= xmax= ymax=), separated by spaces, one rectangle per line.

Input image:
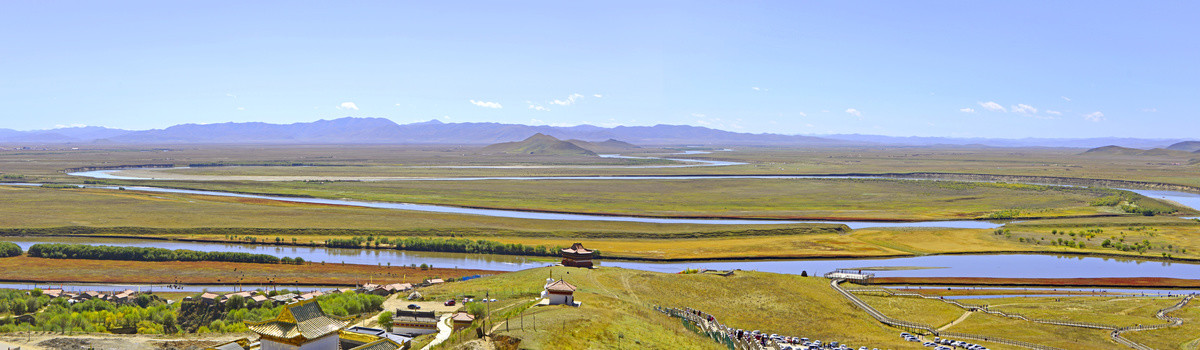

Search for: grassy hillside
xmin=416 ymin=266 xmax=937 ymax=349
xmin=480 ymin=134 xmax=597 ymax=156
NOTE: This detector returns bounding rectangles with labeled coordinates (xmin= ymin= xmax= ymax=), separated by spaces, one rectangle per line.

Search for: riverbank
xmin=9 ymin=223 xmax=1200 ymax=264
xmin=873 ymin=277 xmax=1200 ymax=289
xmin=0 ymin=256 xmax=496 ymax=286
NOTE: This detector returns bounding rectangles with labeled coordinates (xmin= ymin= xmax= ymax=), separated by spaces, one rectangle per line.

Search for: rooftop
xmin=545 ymin=280 xmax=577 ymax=293
xmin=561 ymin=242 xmax=593 ymax=255
xmin=247 ymin=299 xmax=349 ymax=341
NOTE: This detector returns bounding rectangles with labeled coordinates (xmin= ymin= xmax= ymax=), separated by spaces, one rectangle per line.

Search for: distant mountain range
xmin=0 ymin=117 xmax=1194 ymax=148
xmin=0 ymin=118 xmax=837 ymax=146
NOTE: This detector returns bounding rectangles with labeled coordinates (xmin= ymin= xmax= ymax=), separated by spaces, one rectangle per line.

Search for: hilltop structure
xmin=541 ymin=279 xmax=579 ymax=306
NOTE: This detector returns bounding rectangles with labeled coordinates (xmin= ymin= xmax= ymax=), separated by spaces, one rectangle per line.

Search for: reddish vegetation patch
xmin=875 ymin=277 xmax=1200 ymax=288
xmin=894 ymin=288 xmax=1119 ymax=297
xmin=0 ymin=256 xmax=495 ymax=286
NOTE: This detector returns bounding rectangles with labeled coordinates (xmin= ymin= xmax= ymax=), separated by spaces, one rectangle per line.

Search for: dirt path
xmin=939 ymin=311 xmax=974 ymax=331
xmin=420 ymin=314 xmax=453 ymax=350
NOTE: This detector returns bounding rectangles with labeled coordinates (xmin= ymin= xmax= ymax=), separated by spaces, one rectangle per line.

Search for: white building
xmin=543 ymin=279 xmax=578 ymax=306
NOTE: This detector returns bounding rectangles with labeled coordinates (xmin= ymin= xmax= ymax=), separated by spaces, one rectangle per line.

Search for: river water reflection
xmin=4 ymin=237 xmax=1197 ymax=281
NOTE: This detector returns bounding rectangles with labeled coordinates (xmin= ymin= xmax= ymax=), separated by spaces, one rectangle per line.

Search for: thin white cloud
xmin=528 ymin=103 xmax=550 ymax=111
xmin=469 ymin=100 xmax=503 ymax=109
xmin=797 ymin=112 xmax=807 ymax=117
xmin=691 ymin=113 xmax=706 ymax=117
xmin=1142 ymin=108 xmax=1158 ymax=112
xmin=550 ymin=93 xmax=585 ymax=106
xmin=530 ymin=119 xmax=544 ymax=124
xmin=978 ymin=101 xmax=1006 ymax=112
xmin=337 ymin=102 xmax=359 ymax=110
xmin=236 ymin=107 xmax=245 ymax=111
xmin=593 ymin=94 xmax=603 ymax=98
xmin=440 ymin=115 xmax=451 ymax=120
xmin=845 ymin=108 xmax=862 ymax=117
xmin=1046 ymin=110 xmax=1063 ymax=116
xmin=1011 ymin=104 xmax=1038 ymax=115
xmin=751 ymin=87 xmax=767 ymax=91
xmin=54 ymin=124 xmax=88 ymax=128
xmin=226 ymin=93 xmax=237 ymax=99
xmin=1061 ymin=96 xmax=1072 ymax=102
xmin=1083 ymin=111 xmax=1105 ymax=122
xmin=959 ymin=108 xmax=976 ymax=113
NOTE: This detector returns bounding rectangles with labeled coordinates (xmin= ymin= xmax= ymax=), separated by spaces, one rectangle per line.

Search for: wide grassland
xmin=4 ymin=145 xmax=1199 ymax=187
xmin=98 ymin=178 xmax=1126 ymax=221
xmin=0 ymin=184 xmax=831 ymax=236
xmin=417 ymin=266 xmax=946 ymax=349
xmin=944 ymin=310 xmax=1125 ymax=349
xmin=972 ymin=296 xmax=1176 ymax=328
xmin=859 ymin=292 xmax=1200 ymax=349
xmin=8 ymin=184 xmax=1200 ymax=262
xmin=1123 ymin=302 xmax=1200 ymax=349
xmin=0 ymin=256 xmax=487 ymax=285
xmin=857 ymin=294 xmax=966 ymax=327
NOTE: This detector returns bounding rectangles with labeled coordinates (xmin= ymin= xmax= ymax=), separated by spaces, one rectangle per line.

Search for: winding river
xmin=7 ymin=154 xmax=1190 ymax=288
xmin=3 ymin=236 xmax=1200 ymax=293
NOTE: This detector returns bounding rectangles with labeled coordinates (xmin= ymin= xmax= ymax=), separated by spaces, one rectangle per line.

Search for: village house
xmin=226 ymin=291 xmax=253 ymax=300
xmin=200 ymin=292 xmax=223 ymax=305
xmin=382 ymin=283 xmax=412 ymax=294
xmin=391 ymin=310 xmax=440 ymax=336
xmin=250 ymin=295 xmax=269 ymax=307
xmin=271 ymin=293 xmax=298 ymax=304
xmin=560 ymin=243 xmax=595 ymax=268
xmin=358 ymin=283 xmax=381 ymax=294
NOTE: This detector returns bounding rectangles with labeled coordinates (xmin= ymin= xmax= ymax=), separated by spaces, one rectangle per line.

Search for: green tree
xmin=377 ymin=311 xmax=393 ymax=332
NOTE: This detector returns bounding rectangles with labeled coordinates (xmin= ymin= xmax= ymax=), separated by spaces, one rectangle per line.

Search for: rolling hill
xmin=479 ymin=133 xmax=598 ymax=156
xmin=1081 ymin=145 xmax=1195 ymax=157
xmin=566 ymin=138 xmax=640 ymax=153
xmin=1166 ymin=141 xmax=1200 ymax=152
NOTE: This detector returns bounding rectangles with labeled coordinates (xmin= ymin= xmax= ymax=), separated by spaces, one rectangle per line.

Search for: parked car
xmin=406 ymin=304 xmax=421 ymax=310
xmin=444 ymin=299 xmax=456 ymax=306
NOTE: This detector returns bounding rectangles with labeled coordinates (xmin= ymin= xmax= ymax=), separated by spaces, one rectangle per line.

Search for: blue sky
xmin=1 ymin=1 xmax=1197 ymax=138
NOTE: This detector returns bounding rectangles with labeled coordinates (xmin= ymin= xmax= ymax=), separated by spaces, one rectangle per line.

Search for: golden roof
xmin=247 ymin=299 xmax=349 ymax=340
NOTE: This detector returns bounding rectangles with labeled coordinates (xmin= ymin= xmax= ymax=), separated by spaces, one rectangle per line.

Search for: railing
xmin=832 ymin=279 xmax=1065 ymax=350
xmin=1110 ymin=294 xmax=1194 ymax=350
xmin=846 ymin=285 xmax=1197 ymax=350
xmin=849 ymin=287 xmax=1121 ymax=329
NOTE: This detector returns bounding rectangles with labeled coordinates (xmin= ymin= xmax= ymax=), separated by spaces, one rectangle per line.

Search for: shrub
xmin=0 ymin=242 xmax=21 ymax=258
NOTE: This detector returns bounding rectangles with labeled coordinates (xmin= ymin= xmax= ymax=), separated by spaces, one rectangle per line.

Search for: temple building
xmin=542 ymin=279 xmax=579 ymax=306
xmin=208 ymin=299 xmax=405 ymax=350
xmin=560 ymin=243 xmax=595 ymax=268
xmin=450 ymin=312 xmax=476 ymax=330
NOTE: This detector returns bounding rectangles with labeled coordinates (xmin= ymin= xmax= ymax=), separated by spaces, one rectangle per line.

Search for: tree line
xmin=0 ymin=242 xmax=20 ymax=258
xmin=26 ymin=244 xmax=302 ymax=264
xmin=325 ymin=236 xmax=577 ymax=257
